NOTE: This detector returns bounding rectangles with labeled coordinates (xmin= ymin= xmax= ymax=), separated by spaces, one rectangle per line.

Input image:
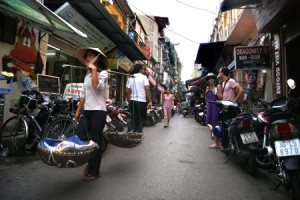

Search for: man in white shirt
xmin=126 ymin=64 xmax=152 ymax=132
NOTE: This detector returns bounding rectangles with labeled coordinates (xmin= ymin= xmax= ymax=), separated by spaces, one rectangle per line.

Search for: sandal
xmin=209 ymin=144 xmax=218 ymax=149
xmin=83 ymin=174 xmax=98 ymax=181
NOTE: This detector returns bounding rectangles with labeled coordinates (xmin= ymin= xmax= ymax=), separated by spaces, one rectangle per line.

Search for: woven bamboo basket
xmin=37 ymin=143 xmax=94 ymax=168
xmin=107 ymin=132 xmax=143 ymax=148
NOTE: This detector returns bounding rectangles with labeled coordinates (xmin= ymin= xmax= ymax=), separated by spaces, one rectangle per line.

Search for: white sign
xmin=118 ymin=56 xmax=134 ymax=72
xmin=55 ymin=2 xmax=116 ymax=54
xmin=63 ymin=83 xmax=83 ymax=100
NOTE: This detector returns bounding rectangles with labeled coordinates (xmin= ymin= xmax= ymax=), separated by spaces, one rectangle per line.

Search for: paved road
xmin=0 ymin=114 xmax=292 ymax=200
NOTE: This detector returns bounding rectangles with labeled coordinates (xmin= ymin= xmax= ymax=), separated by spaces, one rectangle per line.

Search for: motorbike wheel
xmin=244 ymin=151 xmax=258 ymax=176
xmin=255 ymin=153 xmax=275 ymax=169
xmin=123 ymin=118 xmax=133 ymax=132
xmin=202 ymin=114 xmax=207 ymax=126
xmin=154 ymin=112 xmax=162 ymax=123
xmin=287 ymin=170 xmax=300 ymax=200
xmin=183 ymin=111 xmax=188 ymax=117
xmin=145 ymin=114 xmax=156 ymax=126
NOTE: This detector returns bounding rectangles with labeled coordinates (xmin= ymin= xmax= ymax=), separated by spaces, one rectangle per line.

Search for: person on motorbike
xmin=181 ymin=100 xmax=189 ymax=115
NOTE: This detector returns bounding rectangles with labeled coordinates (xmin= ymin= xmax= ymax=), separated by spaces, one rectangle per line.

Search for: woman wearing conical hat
xmin=74 ymin=47 xmax=109 ymax=181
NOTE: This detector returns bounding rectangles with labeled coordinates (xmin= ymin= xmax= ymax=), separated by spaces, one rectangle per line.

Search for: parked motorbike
xmin=181 ymin=107 xmax=188 ymax=117
xmin=145 ymin=107 xmax=157 ymax=126
xmin=194 ymin=103 xmax=207 ymax=126
xmin=212 ymin=100 xmax=260 ymax=175
xmin=106 ymin=98 xmax=132 ymax=132
xmin=151 ymin=106 xmax=163 ymax=123
xmin=256 ymin=79 xmax=300 ymax=199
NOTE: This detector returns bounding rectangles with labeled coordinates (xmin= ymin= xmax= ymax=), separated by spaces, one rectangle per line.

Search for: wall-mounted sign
xmin=139 ymin=46 xmax=151 ymax=60
xmin=273 ymin=34 xmax=283 ymax=97
xmin=55 ymin=2 xmax=116 ymax=54
xmin=37 ymin=74 xmax=60 ymax=94
xmin=234 ymin=45 xmax=270 ymax=69
xmin=118 ymin=56 xmax=134 ymax=72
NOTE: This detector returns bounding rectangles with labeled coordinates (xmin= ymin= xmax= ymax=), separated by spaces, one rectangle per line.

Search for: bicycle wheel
xmin=2 ymin=116 xmax=28 ymax=155
xmin=44 ymin=116 xmax=77 ymax=140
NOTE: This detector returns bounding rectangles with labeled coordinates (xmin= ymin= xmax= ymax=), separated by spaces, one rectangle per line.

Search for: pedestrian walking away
xmin=162 ymin=87 xmax=174 ymax=128
xmin=204 ymin=73 xmax=222 ymax=149
xmin=126 ymin=64 xmax=152 ymax=133
xmin=74 ymin=47 xmax=108 ymax=181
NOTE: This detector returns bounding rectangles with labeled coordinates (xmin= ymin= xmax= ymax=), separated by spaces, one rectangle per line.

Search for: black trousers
xmin=129 ymin=100 xmax=147 ymax=132
xmin=75 ymin=110 xmax=106 ymax=177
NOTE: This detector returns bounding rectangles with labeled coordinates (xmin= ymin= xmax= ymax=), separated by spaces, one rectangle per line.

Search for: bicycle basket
xmin=37 ymin=138 xmax=95 ymax=168
xmin=107 ymin=132 xmax=143 ymax=148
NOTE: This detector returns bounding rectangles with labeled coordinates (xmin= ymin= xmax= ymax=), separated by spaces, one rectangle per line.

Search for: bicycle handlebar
xmin=19 ymin=93 xmax=38 ymax=108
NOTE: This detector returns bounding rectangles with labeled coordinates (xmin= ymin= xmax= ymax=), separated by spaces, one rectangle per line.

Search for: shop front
xmin=44 ymin=1 xmax=149 ymax=107
xmin=248 ymin=0 xmax=300 ymax=111
xmin=0 ymin=0 xmax=88 ymax=121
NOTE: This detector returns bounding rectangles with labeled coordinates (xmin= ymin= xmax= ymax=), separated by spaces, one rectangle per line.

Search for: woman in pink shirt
xmin=162 ymin=88 xmax=174 ymax=128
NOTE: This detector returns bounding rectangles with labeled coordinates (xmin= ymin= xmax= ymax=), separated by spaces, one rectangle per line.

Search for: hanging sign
xmin=234 ymin=45 xmax=270 ymax=69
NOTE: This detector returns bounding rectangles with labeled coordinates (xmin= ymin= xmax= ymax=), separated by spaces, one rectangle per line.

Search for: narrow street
xmin=0 ymin=114 xmax=292 ymax=200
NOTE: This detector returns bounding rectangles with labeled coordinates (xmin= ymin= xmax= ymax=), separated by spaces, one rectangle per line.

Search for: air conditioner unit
xmin=102 ymin=0 xmax=113 ymax=6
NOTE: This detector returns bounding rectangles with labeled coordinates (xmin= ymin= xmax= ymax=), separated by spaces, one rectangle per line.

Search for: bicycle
xmin=1 ymin=92 xmax=77 ymax=155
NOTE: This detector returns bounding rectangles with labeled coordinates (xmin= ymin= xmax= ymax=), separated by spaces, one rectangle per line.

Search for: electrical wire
xmin=175 ymin=0 xmax=236 ymax=20
xmin=127 ymin=1 xmax=202 ymax=44
xmin=127 ymin=0 xmax=236 ymax=43
xmin=175 ymin=0 xmax=218 ymax=15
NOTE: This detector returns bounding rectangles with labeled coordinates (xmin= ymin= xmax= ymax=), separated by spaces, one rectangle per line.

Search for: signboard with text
xmin=37 ymin=74 xmax=60 ymax=94
xmin=234 ymin=45 xmax=270 ymax=69
xmin=63 ymin=83 xmax=83 ymax=100
xmin=55 ymin=2 xmax=116 ymax=54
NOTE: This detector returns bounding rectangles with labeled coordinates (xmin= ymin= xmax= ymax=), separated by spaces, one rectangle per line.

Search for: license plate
xmin=106 ymin=115 xmax=112 ymax=123
xmin=274 ymin=138 xmax=300 ymax=157
xmin=240 ymin=132 xmax=259 ymax=144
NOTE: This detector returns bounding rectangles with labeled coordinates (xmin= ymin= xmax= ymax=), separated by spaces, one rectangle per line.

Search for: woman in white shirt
xmin=75 ymin=47 xmax=108 ymax=181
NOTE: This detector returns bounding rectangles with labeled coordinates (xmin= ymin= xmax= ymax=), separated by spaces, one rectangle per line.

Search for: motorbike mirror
xmin=287 ymin=79 xmax=296 ymax=90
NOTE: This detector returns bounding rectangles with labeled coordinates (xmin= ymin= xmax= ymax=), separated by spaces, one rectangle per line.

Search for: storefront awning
xmin=185 ymin=77 xmax=202 ymax=89
xmin=195 ymin=41 xmax=225 ymax=68
xmin=220 ymin=0 xmax=262 ymax=12
xmin=0 ymin=0 xmax=87 ymax=37
xmin=225 ymin=10 xmax=257 ymax=45
xmin=68 ymin=0 xmax=147 ymax=61
xmin=195 ymin=41 xmax=235 ymax=70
